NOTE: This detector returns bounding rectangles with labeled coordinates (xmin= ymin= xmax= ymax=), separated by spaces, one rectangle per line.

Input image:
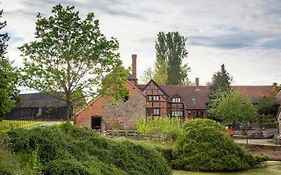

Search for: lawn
xmin=0 ymin=120 xmax=48 ymax=133
xmin=173 ymin=161 xmax=281 ymax=175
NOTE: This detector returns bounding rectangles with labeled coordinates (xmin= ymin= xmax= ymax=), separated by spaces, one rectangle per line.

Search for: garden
xmin=1 ymin=118 xmax=274 ymax=175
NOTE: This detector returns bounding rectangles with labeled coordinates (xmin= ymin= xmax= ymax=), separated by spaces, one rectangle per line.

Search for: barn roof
xmin=18 ymin=93 xmax=67 ymax=108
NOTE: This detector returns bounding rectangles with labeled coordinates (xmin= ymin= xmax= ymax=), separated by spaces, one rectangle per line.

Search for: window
xmin=172 ymin=97 xmax=181 ymax=103
xmin=153 ymin=95 xmax=160 ymax=101
xmin=153 ymin=108 xmax=160 ymax=116
xmin=171 ymin=110 xmax=183 ymax=117
xmin=147 ymin=95 xmax=160 ymax=101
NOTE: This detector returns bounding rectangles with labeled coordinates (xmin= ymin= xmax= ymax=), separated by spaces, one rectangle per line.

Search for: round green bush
xmin=173 ymin=119 xmax=267 ymax=172
xmin=7 ymin=123 xmax=171 ymax=175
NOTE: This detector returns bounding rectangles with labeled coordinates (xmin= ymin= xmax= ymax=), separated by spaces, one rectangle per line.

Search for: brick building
xmin=74 ymin=54 xmax=279 ymax=130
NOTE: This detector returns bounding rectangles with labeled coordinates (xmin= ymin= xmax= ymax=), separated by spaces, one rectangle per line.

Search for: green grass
xmin=0 ymin=120 xmax=48 ymax=133
xmin=173 ymin=161 xmax=281 ymax=175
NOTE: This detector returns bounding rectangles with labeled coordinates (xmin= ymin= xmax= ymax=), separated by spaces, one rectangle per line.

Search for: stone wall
xmin=74 ymin=81 xmax=146 ymax=130
xmin=240 ymin=143 xmax=281 ymax=161
xmin=102 ymin=92 xmax=145 ymax=130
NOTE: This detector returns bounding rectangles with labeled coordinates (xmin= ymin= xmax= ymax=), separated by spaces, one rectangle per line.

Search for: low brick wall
xmin=240 ymin=143 xmax=281 ymax=161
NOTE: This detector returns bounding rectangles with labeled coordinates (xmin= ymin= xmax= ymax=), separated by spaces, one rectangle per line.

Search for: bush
xmin=0 ymin=148 xmax=37 ymax=175
xmin=8 ymin=123 xmax=171 ymax=175
xmin=172 ymin=119 xmax=267 ymax=172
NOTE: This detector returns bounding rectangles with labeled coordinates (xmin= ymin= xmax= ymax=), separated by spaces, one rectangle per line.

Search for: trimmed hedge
xmin=7 ymin=123 xmax=171 ymax=175
xmin=172 ymin=119 xmax=268 ymax=172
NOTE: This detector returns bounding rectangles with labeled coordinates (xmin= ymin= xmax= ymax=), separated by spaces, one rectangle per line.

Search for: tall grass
xmin=137 ymin=117 xmax=182 ymax=140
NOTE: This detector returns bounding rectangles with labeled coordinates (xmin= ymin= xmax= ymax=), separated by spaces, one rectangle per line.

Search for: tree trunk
xmin=66 ymin=100 xmax=72 ymax=120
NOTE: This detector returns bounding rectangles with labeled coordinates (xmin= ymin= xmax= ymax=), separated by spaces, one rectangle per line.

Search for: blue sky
xmin=2 ymin=0 xmax=281 ymax=86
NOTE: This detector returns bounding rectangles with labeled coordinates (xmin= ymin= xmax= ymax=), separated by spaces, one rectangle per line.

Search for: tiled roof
xmin=232 ymin=86 xmax=277 ymax=103
xmin=18 ymin=93 xmax=67 ymax=108
xmin=139 ymin=82 xmax=277 ymax=110
xmin=160 ymin=85 xmax=209 ymax=109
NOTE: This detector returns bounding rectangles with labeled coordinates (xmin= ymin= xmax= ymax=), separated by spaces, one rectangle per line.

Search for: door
xmin=91 ymin=116 xmax=102 ymax=130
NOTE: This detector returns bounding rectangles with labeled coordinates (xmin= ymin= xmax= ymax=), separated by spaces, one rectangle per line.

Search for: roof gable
xmin=141 ymin=79 xmax=169 ymax=97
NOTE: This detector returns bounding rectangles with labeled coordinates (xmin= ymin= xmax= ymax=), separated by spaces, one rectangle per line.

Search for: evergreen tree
xmin=209 ymin=64 xmax=232 ymax=97
xmin=154 ymin=31 xmax=190 ymax=85
xmin=207 ymin=64 xmax=232 ymax=121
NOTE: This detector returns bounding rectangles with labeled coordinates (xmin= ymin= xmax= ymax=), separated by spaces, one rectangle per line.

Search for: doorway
xmin=91 ymin=116 xmax=102 ymax=130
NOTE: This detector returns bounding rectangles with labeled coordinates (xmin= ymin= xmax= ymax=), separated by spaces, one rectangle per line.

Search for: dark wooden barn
xmin=6 ymin=93 xmax=72 ymax=120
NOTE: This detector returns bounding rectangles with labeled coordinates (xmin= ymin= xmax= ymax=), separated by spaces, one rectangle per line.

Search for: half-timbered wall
xmin=142 ymin=81 xmax=168 ymax=116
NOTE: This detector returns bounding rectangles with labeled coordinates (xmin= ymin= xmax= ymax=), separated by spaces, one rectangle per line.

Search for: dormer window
xmin=172 ymin=97 xmax=181 ymax=103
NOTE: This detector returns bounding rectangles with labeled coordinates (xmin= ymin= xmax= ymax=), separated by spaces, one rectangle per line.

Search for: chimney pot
xmin=195 ymin=77 xmax=200 ymax=91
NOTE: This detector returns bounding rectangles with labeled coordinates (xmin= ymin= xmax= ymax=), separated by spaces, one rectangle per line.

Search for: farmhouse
xmin=74 ymin=54 xmax=279 ymax=131
xmin=6 ymin=93 xmax=72 ymax=120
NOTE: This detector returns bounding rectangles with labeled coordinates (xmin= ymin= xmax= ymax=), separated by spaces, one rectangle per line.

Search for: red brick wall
xmin=74 ymin=81 xmax=145 ymax=130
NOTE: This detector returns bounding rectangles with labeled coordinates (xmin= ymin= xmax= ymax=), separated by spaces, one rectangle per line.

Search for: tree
xmin=207 ymin=91 xmax=257 ymax=125
xmin=255 ymin=96 xmax=278 ymax=131
xmin=154 ymin=31 xmax=190 ymax=85
xmin=209 ymin=64 xmax=232 ymax=97
xmin=0 ymin=10 xmax=19 ymax=120
xmin=19 ymin=5 xmax=128 ymax=119
xmin=0 ymin=10 xmax=9 ymax=59
xmin=207 ymin=64 xmax=232 ymax=121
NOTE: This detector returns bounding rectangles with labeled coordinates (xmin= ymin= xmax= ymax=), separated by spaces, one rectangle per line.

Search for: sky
xmin=1 ymin=0 xmax=281 ymax=86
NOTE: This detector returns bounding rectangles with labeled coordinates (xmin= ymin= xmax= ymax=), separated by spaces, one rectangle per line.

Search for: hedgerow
xmin=7 ymin=122 xmax=171 ymax=175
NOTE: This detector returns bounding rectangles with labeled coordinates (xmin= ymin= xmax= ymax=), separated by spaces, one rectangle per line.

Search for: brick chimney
xmin=132 ymin=54 xmax=137 ymax=79
xmin=273 ymin=82 xmax=278 ymax=91
xmin=195 ymin=77 xmax=200 ymax=91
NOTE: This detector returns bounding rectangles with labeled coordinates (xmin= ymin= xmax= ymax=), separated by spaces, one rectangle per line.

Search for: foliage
xmin=141 ymin=67 xmax=156 ymax=84
xmin=207 ymin=91 xmax=257 ymax=125
xmin=0 ymin=10 xmax=19 ymax=120
xmin=156 ymin=31 xmax=190 ymax=85
xmin=0 ymin=59 xmax=19 ymax=120
xmin=0 ymin=148 xmax=37 ymax=175
xmin=207 ymin=64 xmax=232 ymax=120
xmin=143 ymin=31 xmax=190 ymax=85
xmin=0 ymin=9 xmax=9 ymax=58
xmin=256 ymin=96 xmax=278 ymax=117
xmin=137 ymin=117 xmax=182 ymax=140
xmin=19 ymin=4 xmax=128 ymax=119
xmin=173 ymin=119 xmax=268 ymax=172
xmin=7 ymin=123 xmax=171 ymax=175
xmin=277 ymin=84 xmax=281 ymax=92
xmin=209 ymin=64 xmax=232 ymax=96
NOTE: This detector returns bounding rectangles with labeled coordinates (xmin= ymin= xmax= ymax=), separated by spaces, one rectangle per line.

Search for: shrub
xmin=173 ymin=119 xmax=267 ymax=172
xmin=8 ymin=123 xmax=171 ymax=175
xmin=0 ymin=148 xmax=37 ymax=175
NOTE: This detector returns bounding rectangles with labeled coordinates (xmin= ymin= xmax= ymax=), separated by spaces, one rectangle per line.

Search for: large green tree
xmin=207 ymin=91 xmax=257 ymax=125
xmin=0 ymin=10 xmax=19 ymax=120
xmin=20 ymin=5 xmax=128 ymax=119
xmin=145 ymin=31 xmax=190 ymax=85
xmin=207 ymin=64 xmax=232 ymax=120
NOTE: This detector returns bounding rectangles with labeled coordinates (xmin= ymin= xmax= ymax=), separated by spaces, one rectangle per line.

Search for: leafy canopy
xmin=142 ymin=32 xmax=190 ymax=85
xmin=207 ymin=91 xmax=257 ymax=124
xmin=19 ymin=4 xmax=128 ymax=118
xmin=0 ymin=9 xmax=19 ymax=119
